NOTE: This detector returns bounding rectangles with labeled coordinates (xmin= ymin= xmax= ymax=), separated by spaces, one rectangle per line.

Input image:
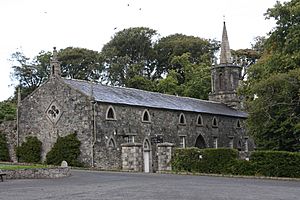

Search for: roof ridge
xmin=63 ymin=78 xmax=224 ymax=105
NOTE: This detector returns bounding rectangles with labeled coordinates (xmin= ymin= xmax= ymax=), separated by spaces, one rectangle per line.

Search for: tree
xmin=241 ymin=0 xmax=300 ymax=151
xmin=59 ymin=47 xmax=104 ymax=81
xmin=154 ymin=34 xmax=219 ymax=84
xmin=0 ymin=100 xmax=16 ymax=123
xmin=101 ymin=27 xmax=158 ymax=86
xmin=157 ymin=70 xmax=181 ymax=95
xmin=11 ymin=50 xmax=51 ymax=97
xmin=170 ymin=53 xmax=211 ymax=99
xmin=11 ymin=47 xmax=103 ymax=99
xmin=245 ymin=69 xmax=300 ymax=151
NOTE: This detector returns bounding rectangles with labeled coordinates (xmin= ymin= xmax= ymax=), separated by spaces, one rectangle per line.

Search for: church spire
xmin=209 ymin=21 xmax=242 ymax=110
xmin=50 ymin=47 xmax=61 ymax=77
xmin=220 ymin=21 xmax=232 ymax=64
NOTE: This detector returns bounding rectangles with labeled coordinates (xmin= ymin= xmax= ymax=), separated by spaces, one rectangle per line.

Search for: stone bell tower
xmin=209 ymin=22 xmax=242 ymax=109
xmin=50 ymin=47 xmax=61 ymax=77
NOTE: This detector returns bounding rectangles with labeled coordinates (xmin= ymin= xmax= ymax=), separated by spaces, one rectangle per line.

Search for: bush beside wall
xmin=250 ymin=151 xmax=300 ymax=178
xmin=0 ymin=133 xmax=10 ymax=161
xmin=172 ymin=148 xmax=300 ymax=178
xmin=172 ymin=148 xmax=238 ymax=174
xmin=16 ymin=136 xmax=42 ymax=163
xmin=46 ymin=133 xmax=82 ymax=166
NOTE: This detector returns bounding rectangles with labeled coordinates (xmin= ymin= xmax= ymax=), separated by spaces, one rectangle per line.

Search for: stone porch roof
xmin=63 ymin=78 xmax=247 ymax=118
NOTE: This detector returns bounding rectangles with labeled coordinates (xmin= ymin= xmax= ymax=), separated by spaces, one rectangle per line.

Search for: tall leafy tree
xmin=101 ymin=27 xmax=158 ymax=86
xmin=154 ymin=34 xmax=219 ymax=84
xmin=59 ymin=47 xmax=104 ymax=81
xmin=241 ymin=0 xmax=300 ymax=151
xmin=11 ymin=47 xmax=103 ymax=99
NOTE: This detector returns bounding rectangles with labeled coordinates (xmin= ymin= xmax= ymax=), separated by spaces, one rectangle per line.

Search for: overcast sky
xmin=0 ymin=0 xmax=283 ymax=101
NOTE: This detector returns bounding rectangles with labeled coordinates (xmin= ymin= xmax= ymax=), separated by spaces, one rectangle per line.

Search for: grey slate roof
xmin=63 ymin=78 xmax=247 ymax=118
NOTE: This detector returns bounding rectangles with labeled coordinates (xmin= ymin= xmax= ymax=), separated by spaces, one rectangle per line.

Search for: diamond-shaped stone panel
xmin=46 ymin=101 xmax=62 ymax=124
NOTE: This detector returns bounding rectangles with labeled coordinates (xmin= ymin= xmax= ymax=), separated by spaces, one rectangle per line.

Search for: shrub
xmin=198 ymin=148 xmax=238 ymax=174
xmin=228 ymin=160 xmax=256 ymax=176
xmin=16 ymin=136 xmax=42 ymax=163
xmin=172 ymin=148 xmax=238 ymax=174
xmin=46 ymin=133 xmax=82 ymax=166
xmin=250 ymin=151 xmax=300 ymax=178
xmin=172 ymin=148 xmax=201 ymax=172
xmin=0 ymin=133 xmax=10 ymax=161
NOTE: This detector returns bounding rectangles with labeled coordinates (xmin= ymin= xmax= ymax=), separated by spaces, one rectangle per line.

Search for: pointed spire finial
xmin=220 ymin=21 xmax=232 ymax=64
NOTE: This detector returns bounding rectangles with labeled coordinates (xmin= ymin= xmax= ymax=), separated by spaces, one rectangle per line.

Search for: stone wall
xmin=157 ymin=143 xmax=174 ymax=172
xmin=95 ymin=102 xmax=252 ymax=171
xmin=0 ymin=121 xmax=17 ymax=162
xmin=121 ymin=143 xmax=143 ymax=172
xmin=16 ymin=76 xmax=253 ymax=171
xmin=2 ymin=167 xmax=70 ymax=179
xmin=18 ymin=77 xmax=93 ymax=165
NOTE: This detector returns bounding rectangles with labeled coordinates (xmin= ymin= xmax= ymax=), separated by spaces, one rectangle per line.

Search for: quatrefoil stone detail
xmin=46 ymin=101 xmax=62 ymax=124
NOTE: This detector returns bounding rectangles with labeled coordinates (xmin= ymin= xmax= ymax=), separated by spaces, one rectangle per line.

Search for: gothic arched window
xmin=107 ymin=138 xmax=116 ymax=148
xmin=142 ymin=109 xmax=151 ymax=122
xmin=196 ymin=114 xmax=203 ymax=126
xmin=179 ymin=113 xmax=186 ymax=125
xmin=212 ymin=116 xmax=218 ymax=128
xmin=106 ymin=106 xmax=116 ymax=120
xmin=236 ymin=119 xmax=242 ymax=128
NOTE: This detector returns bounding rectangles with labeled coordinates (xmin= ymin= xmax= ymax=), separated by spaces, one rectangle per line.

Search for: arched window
xmin=107 ymin=137 xmax=116 ymax=148
xmin=143 ymin=139 xmax=150 ymax=151
xmin=142 ymin=109 xmax=151 ymax=122
xmin=196 ymin=114 xmax=203 ymax=126
xmin=106 ymin=106 xmax=116 ymax=120
xmin=237 ymin=140 xmax=242 ymax=151
xmin=195 ymin=134 xmax=206 ymax=149
xmin=212 ymin=116 xmax=218 ymax=127
xmin=179 ymin=113 xmax=186 ymax=125
xmin=219 ymin=73 xmax=223 ymax=90
xmin=236 ymin=119 xmax=242 ymax=128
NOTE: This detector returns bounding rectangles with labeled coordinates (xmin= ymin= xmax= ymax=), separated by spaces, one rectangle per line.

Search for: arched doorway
xmin=143 ymin=139 xmax=151 ymax=173
xmin=195 ymin=135 xmax=206 ymax=149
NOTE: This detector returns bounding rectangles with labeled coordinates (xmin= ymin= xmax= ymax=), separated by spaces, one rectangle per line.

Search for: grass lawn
xmin=0 ymin=163 xmax=48 ymax=170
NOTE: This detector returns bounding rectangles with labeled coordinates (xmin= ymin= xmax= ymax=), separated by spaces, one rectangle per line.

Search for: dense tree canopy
xmin=11 ymin=47 xmax=102 ymax=99
xmin=241 ymin=0 xmax=300 ymax=151
xmin=101 ymin=27 xmax=157 ymax=87
xmin=154 ymin=34 xmax=219 ymax=84
xmin=59 ymin=47 xmax=104 ymax=81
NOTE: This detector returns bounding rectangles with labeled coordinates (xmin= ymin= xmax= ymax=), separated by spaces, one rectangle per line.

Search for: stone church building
xmin=18 ymin=22 xmax=253 ymax=172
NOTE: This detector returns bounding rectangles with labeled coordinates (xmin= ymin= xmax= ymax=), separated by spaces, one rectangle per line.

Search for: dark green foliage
xmin=198 ymin=148 xmax=238 ymax=174
xmin=228 ymin=160 xmax=256 ymax=176
xmin=173 ymin=148 xmax=300 ymax=178
xmin=16 ymin=136 xmax=42 ymax=163
xmin=0 ymin=100 xmax=16 ymax=123
xmin=0 ymin=133 xmax=10 ymax=161
xmin=241 ymin=0 xmax=300 ymax=151
xmin=172 ymin=148 xmax=201 ymax=172
xmin=250 ymin=151 xmax=300 ymax=178
xmin=46 ymin=133 xmax=82 ymax=166
xmin=172 ymin=148 xmax=238 ymax=174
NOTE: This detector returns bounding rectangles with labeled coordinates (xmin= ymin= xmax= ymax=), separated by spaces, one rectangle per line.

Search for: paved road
xmin=1 ymin=170 xmax=300 ymax=200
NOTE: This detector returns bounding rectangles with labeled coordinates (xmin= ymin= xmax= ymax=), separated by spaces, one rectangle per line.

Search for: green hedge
xmin=0 ymin=133 xmax=10 ymax=161
xmin=250 ymin=151 xmax=300 ymax=178
xmin=16 ymin=136 xmax=42 ymax=163
xmin=46 ymin=133 xmax=82 ymax=166
xmin=172 ymin=148 xmax=300 ymax=178
xmin=172 ymin=148 xmax=238 ymax=174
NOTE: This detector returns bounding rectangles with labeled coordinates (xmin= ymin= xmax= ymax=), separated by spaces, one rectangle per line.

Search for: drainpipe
xmin=90 ymin=83 xmax=97 ymax=167
xmin=16 ymin=88 xmax=21 ymax=145
xmin=91 ymin=101 xmax=97 ymax=167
